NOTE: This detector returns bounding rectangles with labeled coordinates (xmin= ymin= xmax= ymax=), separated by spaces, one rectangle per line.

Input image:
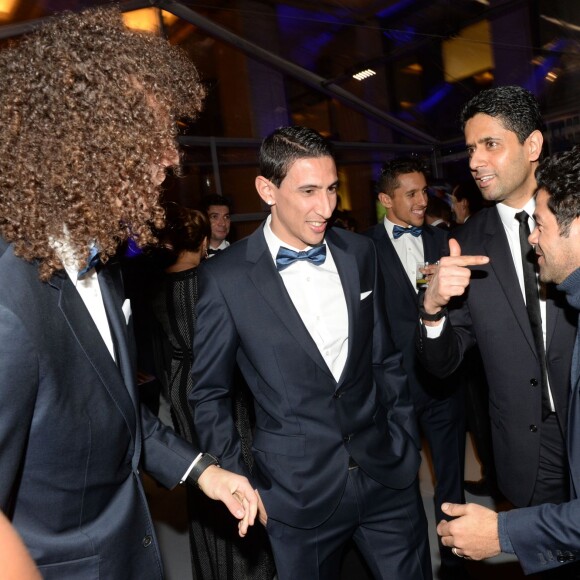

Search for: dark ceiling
xmin=1 ymin=0 xmax=579 ymax=145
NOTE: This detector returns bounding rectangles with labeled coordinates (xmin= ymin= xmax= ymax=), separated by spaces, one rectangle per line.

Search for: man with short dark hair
xmin=201 ymin=194 xmax=232 ymax=254
xmin=191 ymin=126 xmax=431 ymax=579
xmin=417 ymin=86 xmax=576 ymax=513
xmin=438 ymin=145 xmax=580 ymax=578
xmin=451 ymin=180 xmax=483 ymax=225
xmin=366 ymin=157 xmax=466 ymax=579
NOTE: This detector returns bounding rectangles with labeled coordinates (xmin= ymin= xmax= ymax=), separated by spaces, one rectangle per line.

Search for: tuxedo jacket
xmin=417 ymin=206 xmax=577 ymax=507
xmin=0 ymin=238 xmax=198 ymax=579
xmin=190 ymin=226 xmax=421 ymax=529
xmin=504 ymin=271 xmax=580 ymax=575
xmin=365 ymin=222 xmax=456 ymax=405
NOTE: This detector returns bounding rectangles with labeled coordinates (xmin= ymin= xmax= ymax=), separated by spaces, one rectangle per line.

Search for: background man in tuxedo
xmin=0 ymin=8 xmax=257 ymax=579
xmin=438 ymin=145 xmax=580 ymax=579
xmin=417 ymin=86 xmax=577 ymax=511
xmin=191 ymin=126 xmax=431 ymax=579
xmin=366 ymin=158 xmax=467 ymax=579
xmin=201 ymin=194 xmax=232 ymax=255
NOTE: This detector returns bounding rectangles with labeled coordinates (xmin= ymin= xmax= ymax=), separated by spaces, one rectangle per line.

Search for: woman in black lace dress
xmin=151 ymin=205 xmax=275 ymax=580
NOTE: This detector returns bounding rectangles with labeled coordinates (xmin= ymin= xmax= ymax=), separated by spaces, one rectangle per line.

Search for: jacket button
xmin=568 ymin=554 xmax=576 ymax=562
xmin=142 ymin=535 xmax=153 ymax=548
xmin=530 ymin=378 xmax=538 ymax=386
xmin=529 ymin=424 xmax=538 ymax=432
xmin=343 ymin=434 xmax=352 ymax=442
xmin=333 ymin=391 xmax=343 ymax=399
xmin=558 ymin=555 xmax=567 ymax=563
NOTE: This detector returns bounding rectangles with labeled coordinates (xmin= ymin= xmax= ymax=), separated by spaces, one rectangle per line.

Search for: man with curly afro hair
xmin=0 ymin=7 xmax=258 ymax=579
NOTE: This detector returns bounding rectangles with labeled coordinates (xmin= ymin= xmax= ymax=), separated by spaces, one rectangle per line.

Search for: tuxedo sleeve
xmin=139 ymin=403 xmax=201 ymax=489
xmin=504 ymin=500 xmax=580 ymax=574
xmin=189 ymin=266 xmax=249 ymax=478
xmin=416 ymin=293 xmax=477 ymax=378
xmin=0 ymin=306 xmax=38 ymax=509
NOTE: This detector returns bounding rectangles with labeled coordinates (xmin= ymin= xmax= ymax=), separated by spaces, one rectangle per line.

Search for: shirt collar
xmin=496 ymin=197 xmax=536 ymax=231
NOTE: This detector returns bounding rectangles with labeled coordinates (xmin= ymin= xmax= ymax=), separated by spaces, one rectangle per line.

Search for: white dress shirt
xmin=263 ymin=216 xmax=348 ymax=382
xmin=384 ymin=217 xmax=424 ymax=291
xmin=54 ymin=241 xmax=117 ymax=362
xmin=55 ymin=240 xmax=201 ymax=481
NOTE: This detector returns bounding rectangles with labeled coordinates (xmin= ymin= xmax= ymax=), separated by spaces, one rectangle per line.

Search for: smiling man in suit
xmin=190 ymin=126 xmax=431 ymax=580
xmin=366 ymin=158 xmax=467 ymax=579
xmin=417 ymin=86 xmax=577 ymax=517
xmin=0 ymin=8 xmax=257 ymax=579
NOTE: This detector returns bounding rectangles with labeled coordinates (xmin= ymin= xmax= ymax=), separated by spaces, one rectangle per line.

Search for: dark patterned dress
xmin=153 ymin=267 xmax=276 ymax=580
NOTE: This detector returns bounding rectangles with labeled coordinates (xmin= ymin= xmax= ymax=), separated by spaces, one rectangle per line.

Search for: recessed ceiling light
xmin=353 ymin=69 xmax=376 ymax=81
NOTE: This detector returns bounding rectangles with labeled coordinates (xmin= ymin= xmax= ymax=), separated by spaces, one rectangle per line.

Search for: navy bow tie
xmin=78 ymin=246 xmax=100 ymax=279
xmin=276 ymin=245 xmax=327 ymax=271
xmin=392 ymin=225 xmax=422 ymax=239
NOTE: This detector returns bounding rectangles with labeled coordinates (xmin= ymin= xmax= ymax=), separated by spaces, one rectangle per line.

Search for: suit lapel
xmin=422 ymin=226 xmax=443 ymax=264
xmin=53 ymin=270 xmax=138 ymax=444
xmin=246 ymin=229 xmax=333 ymax=379
xmin=326 ymin=230 xmax=359 ymax=386
xmin=483 ymin=208 xmax=537 ymax=354
xmin=372 ymin=224 xmax=416 ymax=304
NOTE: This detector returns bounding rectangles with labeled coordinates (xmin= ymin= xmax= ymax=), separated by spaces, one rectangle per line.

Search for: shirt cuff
xmin=422 ymin=317 xmax=446 ymax=337
xmin=180 ymin=452 xmax=203 ymax=485
xmin=498 ymin=511 xmax=515 ymax=554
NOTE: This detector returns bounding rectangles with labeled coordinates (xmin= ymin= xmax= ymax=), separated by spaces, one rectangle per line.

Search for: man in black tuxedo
xmin=191 ymin=126 xmax=431 ymax=579
xmin=366 ymin=158 xmax=467 ymax=579
xmin=0 ymin=8 xmax=257 ymax=579
xmin=417 ymin=86 xmax=577 ymax=514
xmin=438 ymin=145 xmax=580 ymax=578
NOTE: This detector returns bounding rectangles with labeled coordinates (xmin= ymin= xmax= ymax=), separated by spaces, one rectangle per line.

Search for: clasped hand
xmin=437 ymin=502 xmax=501 ymax=560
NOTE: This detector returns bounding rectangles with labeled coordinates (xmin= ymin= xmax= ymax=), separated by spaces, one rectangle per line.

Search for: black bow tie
xmin=275 ymin=245 xmax=327 ymax=272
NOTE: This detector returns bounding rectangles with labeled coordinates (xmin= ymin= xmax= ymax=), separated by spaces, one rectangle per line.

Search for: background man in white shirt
xmin=201 ymin=194 xmax=232 ymax=254
xmin=366 ymin=158 xmax=466 ymax=579
xmin=191 ymin=126 xmax=431 ymax=580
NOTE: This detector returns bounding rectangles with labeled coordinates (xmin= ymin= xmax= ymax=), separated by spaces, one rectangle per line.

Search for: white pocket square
xmin=122 ymin=299 xmax=132 ymax=325
xmin=360 ymin=290 xmax=372 ymax=300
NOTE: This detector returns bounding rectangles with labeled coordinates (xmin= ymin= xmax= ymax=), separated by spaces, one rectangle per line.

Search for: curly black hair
xmin=460 ymin=86 xmax=544 ymax=144
xmin=536 ymin=145 xmax=580 ymax=236
xmin=0 ymin=6 xmax=205 ymax=280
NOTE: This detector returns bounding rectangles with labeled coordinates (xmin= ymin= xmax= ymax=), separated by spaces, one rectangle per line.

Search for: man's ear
xmin=527 ymin=130 xmax=544 ymax=163
xmin=255 ymin=176 xmax=275 ymax=206
xmin=378 ymin=192 xmax=392 ymax=210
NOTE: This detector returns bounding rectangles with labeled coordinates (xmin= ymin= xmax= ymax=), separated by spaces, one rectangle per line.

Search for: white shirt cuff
xmin=422 ymin=317 xmax=446 ymax=338
xmin=180 ymin=452 xmax=204 ymax=484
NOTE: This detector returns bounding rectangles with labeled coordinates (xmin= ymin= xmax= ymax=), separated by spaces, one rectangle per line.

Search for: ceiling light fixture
xmin=0 ymin=0 xmax=18 ymax=20
xmin=353 ymin=69 xmax=376 ymax=81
